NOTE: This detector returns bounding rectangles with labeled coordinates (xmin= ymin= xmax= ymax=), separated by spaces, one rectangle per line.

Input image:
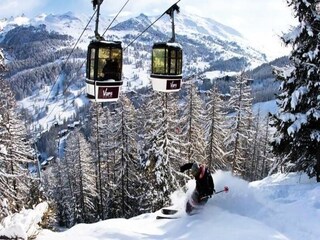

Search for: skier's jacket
xmin=180 ymin=163 xmax=215 ymax=200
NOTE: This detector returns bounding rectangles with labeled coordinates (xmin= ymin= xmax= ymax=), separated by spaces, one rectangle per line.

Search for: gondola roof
xmin=153 ymin=42 xmax=183 ymax=49
xmin=88 ymin=40 xmax=122 ymax=47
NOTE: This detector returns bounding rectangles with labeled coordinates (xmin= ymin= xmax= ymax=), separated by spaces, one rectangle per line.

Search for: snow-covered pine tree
xmin=41 ymin=158 xmax=68 ymax=227
xmin=247 ymin=109 xmax=261 ymax=181
xmin=51 ymin=156 xmax=76 ymax=227
xmin=0 ymin=50 xmax=9 ymax=219
xmin=41 ymin=160 xmax=62 ymax=227
xmin=135 ymin=91 xmax=158 ymax=213
xmin=0 ymin=49 xmax=5 ymax=73
xmin=247 ymin=109 xmax=273 ymax=181
xmin=77 ymin=131 xmax=97 ymax=223
xmin=0 ymin=78 xmax=37 ymax=214
xmin=88 ymin=103 xmax=106 ymax=219
xmin=163 ymin=93 xmax=180 ymax=165
xmin=60 ymin=150 xmax=76 ymax=227
xmin=88 ymin=102 xmax=126 ymax=219
xmin=270 ymin=0 xmax=320 ymax=182
xmin=204 ymin=84 xmax=227 ymax=171
xmin=140 ymin=91 xmax=178 ymax=211
xmin=180 ymin=80 xmax=206 ymax=165
xmin=224 ymin=72 xmax=254 ymax=178
xmin=110 ymin=95 xmax=143 ymax=218
xmin=259 ymin=115 xmax=273 ymax=179
xmin=99 ymin=105 xmax=122 ymax=219
xmin=64 ymin=131 xmax=97 ymax=224
xmin=161 ymin=92 xmax=187 ymax=192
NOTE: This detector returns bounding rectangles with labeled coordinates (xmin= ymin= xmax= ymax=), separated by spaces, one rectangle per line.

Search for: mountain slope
xmin=1 ymin=171 xmax=317 ymax=240
xmin=1 ymin=11 xmax=267 ymax=70
xmin=0 ymin=11 xmax=268 ymax=98
xmin=0 ymin=11 xmax=269 ymax=134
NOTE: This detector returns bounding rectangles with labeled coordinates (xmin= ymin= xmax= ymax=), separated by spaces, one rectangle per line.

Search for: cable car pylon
xmin=150 ymin=3 xmax=183 ymax=92
xmin=86 ymin=0 xmax=123 ymax=102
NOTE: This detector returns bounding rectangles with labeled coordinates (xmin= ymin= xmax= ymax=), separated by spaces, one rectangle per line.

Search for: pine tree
xmin=40 ymin=162 xmax=60 ymax=228
xmin=204 ymin=84 xmax=227 ymax=171
xmin=157 ymin=92 xmax=186 ymax=174
xmin=259 ymin=115 xmax=273 ymax=179
xmin=270 ymin=0 xmax=320 ymax=181
xmin=110 ymin=95 xmax=145 ymax=218
xmin=89 ymin=103 xmax=122 ymax=219
xmin=0 ymin=49 xmax=5 ymax=73
xmin=45 ymin=159 xmax=67 ymax=226
xmin=98 ymin=105 xmax=118 ymax=219
xmin=60 ymin=154 xmax=76 ymax=227
xmin=180 ymin=81 xmax=207 ymax=165
xmin=247 ymin=109 xmax=273 ymax=180
xmin=0 ymin=78 xmax=37 ymax=214
xmin=64 ymin=131 xmax=97 ymax=224
xmin=88 ymin=103 xmax=106 ymax=219
xmin=224 ymin=72 xmax=254 ymax=178
xmin=140 ymin=91 xmax=178 ymax=211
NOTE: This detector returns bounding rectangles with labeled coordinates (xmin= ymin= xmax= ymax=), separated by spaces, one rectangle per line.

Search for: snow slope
xmin=30 ymin=171 xmax=319 ymax=240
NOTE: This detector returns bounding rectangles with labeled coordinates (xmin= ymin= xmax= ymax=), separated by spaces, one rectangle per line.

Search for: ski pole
xmin=215 ymin=186 xmax=229 ymax=194
xmin=200 ymin=186 xmax=229 ymax=200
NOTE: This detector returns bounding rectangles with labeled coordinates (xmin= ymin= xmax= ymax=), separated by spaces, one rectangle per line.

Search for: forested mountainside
xmin=1 ymin=25 xmax=84 ymax=100
xmin=0 ymin=11 xmax=288 ymax=159
xmin=247 ymin=56 xmax=290 ymax=80
xmin=198 ymin=56 xmax=290 ymax=103
xmin=247 ymin=56 xmax=290 ymax=103
xmin=0 ymin=11 xmax=268 ymax=100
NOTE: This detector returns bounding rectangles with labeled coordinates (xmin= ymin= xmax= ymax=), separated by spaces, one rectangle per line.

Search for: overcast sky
xmin=0 ymin=0 xmax=297 ymax=60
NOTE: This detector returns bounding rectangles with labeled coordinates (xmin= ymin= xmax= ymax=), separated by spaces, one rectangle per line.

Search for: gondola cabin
xmin=150 ymin=42 xmax=183 ymax=92
xmin=86 ymin=40 xmax=123 ymax=102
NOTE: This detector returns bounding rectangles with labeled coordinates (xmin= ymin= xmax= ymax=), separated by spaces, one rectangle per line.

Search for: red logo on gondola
xmin=98 ymin=87 xmax=119 ymax=99
xmin=166 ymin=80 xmax=181 ymax=90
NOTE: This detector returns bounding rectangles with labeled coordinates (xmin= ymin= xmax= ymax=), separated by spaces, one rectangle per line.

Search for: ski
xmin=156 ymin=215 xmax=180 ymax=220
xmin=161 ymin=208 xmax=178 ymax=215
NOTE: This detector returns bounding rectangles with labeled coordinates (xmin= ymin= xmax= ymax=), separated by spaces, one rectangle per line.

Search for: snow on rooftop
xmin=0 ymin=144 xmax=7 ymax=155
xmin=204 ymin=70 xmax=238 ymax=80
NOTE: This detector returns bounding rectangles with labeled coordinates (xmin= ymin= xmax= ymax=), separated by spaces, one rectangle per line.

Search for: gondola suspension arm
xmin=92 ymin=0 xmax=104 ymax=40
xmin=166 ymin=3 xmax=180 ymax=42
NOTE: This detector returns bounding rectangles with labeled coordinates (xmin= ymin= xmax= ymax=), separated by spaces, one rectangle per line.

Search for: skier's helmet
xmin=191 ymin=162 xmax=200 ymax=177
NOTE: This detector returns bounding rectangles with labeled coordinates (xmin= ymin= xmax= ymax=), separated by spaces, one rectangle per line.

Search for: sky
xmin=1 ymin=171 xmax=319 ymax=239
xmin=0 ymin=0 xmax=297 ymax=60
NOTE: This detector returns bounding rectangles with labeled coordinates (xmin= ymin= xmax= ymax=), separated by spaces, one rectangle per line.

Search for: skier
xmin=180 ymin=162 xmax=215 ymax=214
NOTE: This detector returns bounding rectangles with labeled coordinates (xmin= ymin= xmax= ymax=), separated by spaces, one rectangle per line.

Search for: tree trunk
xmin=316 ymin=162 xmax=320 ymax=183
xmin=316 ymin=148 xmax=320 ymax=183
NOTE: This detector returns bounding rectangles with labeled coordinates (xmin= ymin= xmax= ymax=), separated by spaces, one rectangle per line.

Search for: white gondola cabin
xmin=150 ymin=42 xmax=183 ymax=92
xmin=86 ymin=40 xmax=123 ymax=102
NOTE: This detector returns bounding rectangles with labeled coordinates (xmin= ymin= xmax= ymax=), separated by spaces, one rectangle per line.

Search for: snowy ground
xmin=1 ymin=171 xmax=319 ymax=240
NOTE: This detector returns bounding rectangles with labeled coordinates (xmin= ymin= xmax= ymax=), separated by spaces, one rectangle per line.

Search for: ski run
xmin=1 ymin=171 xmax=318 ymax=240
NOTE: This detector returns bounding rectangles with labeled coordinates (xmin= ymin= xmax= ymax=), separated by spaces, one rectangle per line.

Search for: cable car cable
xmin=61 ymin=0 xmax=129 ymax=99
xmin=45 ymin=0 xmax=130 ymax=124
xmin=37 ymin=11 xmax=98 ymax=129
xmin=101 ymin=0 xmax=130 ymax=37
xmin=39 ymin=10 xmax=97 ymax=115
xmin=123 ymin=0 xmax=181 ymax=51
xmin=44 ymin=0 xmax=181 ymax=124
